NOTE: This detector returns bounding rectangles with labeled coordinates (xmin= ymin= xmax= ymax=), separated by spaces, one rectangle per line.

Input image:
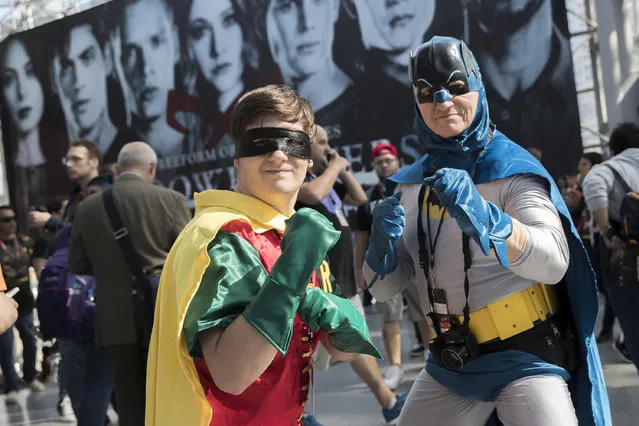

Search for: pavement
xmin=1 ymin=303 xmax=638 ymax=426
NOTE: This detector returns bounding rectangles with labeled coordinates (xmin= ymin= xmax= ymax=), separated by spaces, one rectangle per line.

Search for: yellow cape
xmin=145 ymin=190 xmax=289 ymax=426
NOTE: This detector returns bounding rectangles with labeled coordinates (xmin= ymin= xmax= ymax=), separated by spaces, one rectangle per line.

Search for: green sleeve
xmin=329 ymin=273 xmax=344 ymax=298
xmin=183 ymin=231 xmax=267 ymax=359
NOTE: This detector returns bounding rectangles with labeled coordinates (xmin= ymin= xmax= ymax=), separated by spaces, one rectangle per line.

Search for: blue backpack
xmin=37 ymin=227 xmax=96 ymax=342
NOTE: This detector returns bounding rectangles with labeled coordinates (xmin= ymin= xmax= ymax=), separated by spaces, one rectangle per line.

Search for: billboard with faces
xmin=0 ymin=0 xmax=580 ymax=225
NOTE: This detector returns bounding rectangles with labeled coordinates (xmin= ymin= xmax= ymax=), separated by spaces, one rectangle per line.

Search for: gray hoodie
xmin=582 ymin=148 xmax=639 ymax=223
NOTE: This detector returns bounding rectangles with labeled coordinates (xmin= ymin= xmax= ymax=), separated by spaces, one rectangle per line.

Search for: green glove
xmin=243 ymin=208 xmax=341 ymax=355
xmin=298 ymin=287 xmax=382 ymax=359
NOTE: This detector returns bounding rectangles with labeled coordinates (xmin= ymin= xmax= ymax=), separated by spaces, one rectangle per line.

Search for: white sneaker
xmin=5 ymin=391 xmax=19 ymax=404
xmin=29 ymin=380 xmax=45 ymax=392
xmin=383 ymin=365 xmax=404 ymax=391
xmin=57 ymin=395 xmax=75 ymax=419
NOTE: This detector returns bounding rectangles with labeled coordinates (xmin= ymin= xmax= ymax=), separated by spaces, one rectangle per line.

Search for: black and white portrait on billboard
xmin=0 ymin=37 xmax=45 ymax=170
xmin=112 ymin=0 xmax=183 ymax=159
xmin=153 ymin=0 xmax=280 ymax=196
xmin=260 ymin=0 xmax=383 ymax=188
xmin=464 ymin=0 xmax=581 ymax=177
xmin=0 ymin=33 xmax=69 ymax=224
xmin=265 ymin=0 xmax=351 ymax=114
xmin=172 ymin=0 xmax=270 ymax=154
xmin=0 ymin=34 xmax=48 ymax=221
xmin=350 ymin=0 xmax=445 ymax=168
xmin=0 ymin=0 xmax=584 ymax=219
xmin=354 ymin=0 xmax=436 ymax=86
xmin=50 ymin=13 xmax=138 ymax=165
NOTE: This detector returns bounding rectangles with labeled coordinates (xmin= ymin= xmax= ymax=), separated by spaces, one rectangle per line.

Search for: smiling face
xmin=234 ymin=114 xmax=311 ymax=211
xmin=54 ymin=24 xmax=108 ymax=134
xmin=187 ymin=0 xmax=244 ymax=94
xmin=418 ymin=89 xmax=479 ymax=138
xmin=366 ymin=0 xmax=434 ymax=51
xmin=120 ymin=0 xmax=177 ymax=120
xmin=0 ymin=38 xmax=45 ymax=136
xmin=269 ymin=0 xmax=339 ymax=78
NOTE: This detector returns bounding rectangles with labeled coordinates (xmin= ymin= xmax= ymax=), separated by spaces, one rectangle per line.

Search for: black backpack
xmin=605 ymin=165 xmax=639 ymax=242
xmin=605 ymin=165 xmax=639 ymax=286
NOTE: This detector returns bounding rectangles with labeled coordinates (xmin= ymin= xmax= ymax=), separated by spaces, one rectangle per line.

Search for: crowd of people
xmin=0 ymin=35 xmax=637 ymax=426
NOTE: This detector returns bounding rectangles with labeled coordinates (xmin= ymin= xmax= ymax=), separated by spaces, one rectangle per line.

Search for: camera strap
xmin=416 ymin=143 xmax=488 ymax=336
xmin=417 ymin=185 xmax=473 ymax=335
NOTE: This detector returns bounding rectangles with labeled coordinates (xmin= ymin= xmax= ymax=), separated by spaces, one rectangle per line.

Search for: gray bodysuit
xmin=363 ymin=173 xmax=578 ymax=426
xmin=364 ymin=173 xmax=569 ymax=316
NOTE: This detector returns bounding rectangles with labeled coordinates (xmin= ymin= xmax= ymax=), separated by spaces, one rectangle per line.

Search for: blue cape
xmin=389 ymin=132 xmax=612 ymax=426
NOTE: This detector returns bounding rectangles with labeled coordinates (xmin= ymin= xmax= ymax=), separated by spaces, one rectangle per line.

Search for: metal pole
xmin=10 ymin=0 xmax=17 ymax=30
xmin=584 ymin=0 xmax=607 ymax=139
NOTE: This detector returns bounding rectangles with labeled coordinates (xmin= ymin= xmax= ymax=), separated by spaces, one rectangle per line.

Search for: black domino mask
xmin=236 ymin=128 xmax=312 ymax=159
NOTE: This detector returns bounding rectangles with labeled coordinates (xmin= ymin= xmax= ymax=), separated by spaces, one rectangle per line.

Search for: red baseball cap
xmin=372 ymin=143 xmax=398 ymax=160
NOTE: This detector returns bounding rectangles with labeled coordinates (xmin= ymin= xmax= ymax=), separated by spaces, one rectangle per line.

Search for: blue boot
xmin=300 ymin=413 xmax=324 ymax=426
xmin=382 ymin=392 xmax=407 ymax=425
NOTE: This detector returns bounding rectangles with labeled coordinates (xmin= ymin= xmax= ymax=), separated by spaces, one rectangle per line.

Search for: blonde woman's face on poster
xmin=188 ymin=0 xmax=245 ymax=94
xmin=366 ymin=0 xmax=434 ymax=51
xmin=1 ymin=39 xmax=44 ymax=136
xmin=270 ymin=0 xmax=339 ymax=77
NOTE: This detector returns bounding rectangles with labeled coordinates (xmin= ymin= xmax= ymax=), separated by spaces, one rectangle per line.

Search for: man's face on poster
xmin=120 ymin=0 xmax=176 ymax=120
xmin=270 ymin=0 xmax=339 ymax=77
xmin=470 ymin=0 xmax=545 ymax=30
xmin=366 ymin=0 xmax=434 ymax=51
xmin=55 ymin=24 xmax=108 ymax=134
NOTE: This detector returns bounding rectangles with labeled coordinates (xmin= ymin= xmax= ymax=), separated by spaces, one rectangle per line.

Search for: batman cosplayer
xmin=363 ymin=37 xmax=611 ymax=426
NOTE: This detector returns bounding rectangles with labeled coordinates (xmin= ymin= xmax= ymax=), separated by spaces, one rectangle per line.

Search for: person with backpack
xmin=0 ymin=205 xmax=45 ymax=404
xmin=37 ymin=185 xmax=114 ymax=426
xmin=582 ymin=122 xmax=639 ymax=369
xmin=69 ymin=142 xmax=191 ymax=426
xmin=28 ymin=140 xmax=111 ymax=419
xmin=564 ymin=153 xmax=615 ymax=344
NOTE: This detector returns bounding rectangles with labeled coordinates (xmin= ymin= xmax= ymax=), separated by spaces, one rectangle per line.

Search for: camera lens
xmin=441 ymin=346 xmax=468 ymax=370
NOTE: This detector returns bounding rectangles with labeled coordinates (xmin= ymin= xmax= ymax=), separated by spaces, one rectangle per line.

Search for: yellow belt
xmin=458 ymin=283 xmax=559 ymax=344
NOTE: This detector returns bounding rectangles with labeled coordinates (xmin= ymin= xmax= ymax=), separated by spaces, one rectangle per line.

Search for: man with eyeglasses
xmin=0 ymin=205 xmax=45 ymax=405
xmin=27 ymin=139 xmax=111 ymax=418
xmin=28 ymin=140 xmax=110 ymax=234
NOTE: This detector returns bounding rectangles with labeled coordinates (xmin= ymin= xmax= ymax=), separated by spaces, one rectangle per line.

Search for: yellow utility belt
xmin=458 ymin=283 xmax=559 ymax=344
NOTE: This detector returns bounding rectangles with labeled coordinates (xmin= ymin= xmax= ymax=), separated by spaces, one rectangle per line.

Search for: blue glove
xmin=365 ymin=192 xmax=405 ymax=285
xmin=423 ymin=168 xmax=513 ymax=267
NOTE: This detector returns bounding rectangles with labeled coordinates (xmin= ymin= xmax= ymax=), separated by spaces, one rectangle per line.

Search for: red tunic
xmin=193 ymin=220 xmax=322 ymax=426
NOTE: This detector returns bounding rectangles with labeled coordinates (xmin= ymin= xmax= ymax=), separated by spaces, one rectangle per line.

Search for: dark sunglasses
xmin=0 ymin=216 xmax=16 ymax=223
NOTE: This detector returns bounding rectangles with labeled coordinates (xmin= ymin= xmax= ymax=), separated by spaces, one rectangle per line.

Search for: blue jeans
xmin=0 ymin=326 xmax=20 ymax=393
xmin=602 ymin=247 xmax=639 ymax=371
xmin=0 ymin=310 xmax=38 ymax=393
xmin=14 ymin=311 xmax=38 ymax=382
xmin=59 ymin=339 xmax=113 ymax=426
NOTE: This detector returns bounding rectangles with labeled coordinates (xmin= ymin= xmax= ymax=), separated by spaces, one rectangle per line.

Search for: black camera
xmin=429 ymin=324 xmax=480 ymax=371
